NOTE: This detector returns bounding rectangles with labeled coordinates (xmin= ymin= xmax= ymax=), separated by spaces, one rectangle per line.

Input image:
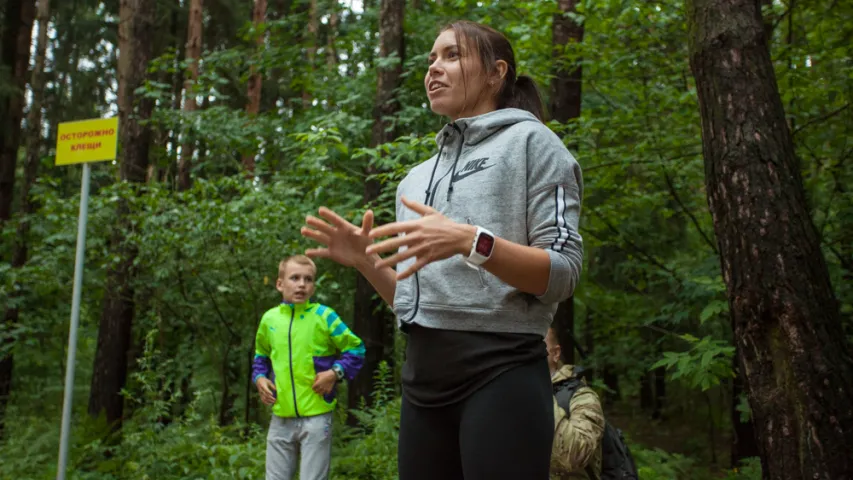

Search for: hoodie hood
xmin=427 ymin=108 xmax=541 ymax=204
xmin=435 ymin=108 xmax=541 ymax=147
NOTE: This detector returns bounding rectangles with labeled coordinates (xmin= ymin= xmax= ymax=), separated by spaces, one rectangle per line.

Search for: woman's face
xmin=425 ymin=29 xmax=495 ymax=121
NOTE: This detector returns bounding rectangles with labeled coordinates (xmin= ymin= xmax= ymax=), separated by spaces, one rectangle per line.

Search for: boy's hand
xmin=256 ymin=377 xmax=277 ymax=406
xmin=312 ymin=370 xmax=337 ymax=396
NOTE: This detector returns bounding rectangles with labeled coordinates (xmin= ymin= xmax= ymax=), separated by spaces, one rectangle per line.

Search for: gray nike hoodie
xmin=393 ymin=108 xmax=584 ymax=337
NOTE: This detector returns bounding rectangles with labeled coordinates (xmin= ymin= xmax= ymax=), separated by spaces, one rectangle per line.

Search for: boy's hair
xmin=278 ymin=255 xmax=316 ymax=279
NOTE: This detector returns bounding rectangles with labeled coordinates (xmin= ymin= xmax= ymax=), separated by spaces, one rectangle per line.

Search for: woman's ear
xmin=495 ymin=59 xmax=508 ymax=82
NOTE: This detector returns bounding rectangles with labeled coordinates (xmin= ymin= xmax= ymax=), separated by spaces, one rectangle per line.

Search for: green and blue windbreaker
xmin=252 ymin=301 xmax=365 ymax=418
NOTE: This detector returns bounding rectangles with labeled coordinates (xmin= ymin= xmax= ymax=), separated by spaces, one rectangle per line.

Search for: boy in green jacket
xmin=253 ymin=255 xmax=365 ymax=480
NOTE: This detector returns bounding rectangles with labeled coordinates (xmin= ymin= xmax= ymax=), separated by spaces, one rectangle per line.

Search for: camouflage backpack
xmin=553 ymin=368 xmax=639 ymax=480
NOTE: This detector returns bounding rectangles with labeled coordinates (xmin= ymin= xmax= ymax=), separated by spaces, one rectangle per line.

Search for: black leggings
xmin=397 ymin=357 xmax=554 ymax=480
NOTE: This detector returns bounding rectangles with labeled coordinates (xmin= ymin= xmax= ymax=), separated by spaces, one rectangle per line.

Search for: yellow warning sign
xmin=55 ymin=118 xmax=119 ymax=166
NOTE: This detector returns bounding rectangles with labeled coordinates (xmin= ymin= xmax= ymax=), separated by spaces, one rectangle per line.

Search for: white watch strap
xmin=465 ymin=226 xmax=493 ymax=268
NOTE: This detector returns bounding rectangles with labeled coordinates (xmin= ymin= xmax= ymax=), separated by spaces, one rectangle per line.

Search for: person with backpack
xmin=547 ymin=327 xmax=640 ymax=480
xmin=546 ymin=327 xmax=605 ymax=479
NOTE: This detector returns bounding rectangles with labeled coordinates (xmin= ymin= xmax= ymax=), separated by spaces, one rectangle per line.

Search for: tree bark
xmin=301 ymin=0 xmax=318 ymax=109
xmin=0 ymin=0 xmax=36 ymax=223
xmin=326 ymin=6 xmax=338 ymax=71
xmin=687 ymin=0 xmax=853 ymax=477
xmin=348 ymin=0 xmax=404 ymax=424
xmin=640 ymin=372 xmax=653 ymax=412
xmin=178 ymin=0 xmax=203 ymax=190
xmin=583 ymin=309 xmax=594 ymax=380
xmin=550 ymin=0 xmax=584 ymax=123
xmin=731 ymin=348 xmax=760 ymax=466
xmin=88 ymin=0 xmax=156 ymax=430
xmin=549 ymin=0 xmax=583 ymax=364
xmin=0 ymin=0 xmax=37 ymax=439
xmin=653 ymin=346 xmax=666 ymax=420
xmin=241 ymin=0 xmax=266 ymax=175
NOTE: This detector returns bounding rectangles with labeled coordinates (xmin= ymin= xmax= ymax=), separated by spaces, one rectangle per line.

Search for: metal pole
xmin=56 ymin=162 xmax=91 ymax=480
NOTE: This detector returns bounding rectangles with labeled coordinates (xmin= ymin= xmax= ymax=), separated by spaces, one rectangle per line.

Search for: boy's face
xmin=276 ymin=261 xmax=316 ymax=304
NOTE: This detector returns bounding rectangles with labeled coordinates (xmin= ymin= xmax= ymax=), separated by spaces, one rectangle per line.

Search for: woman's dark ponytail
xmin=442 ymin=21 xmax=548 ymax=122
xmin=501 ymin=74 xmax=546 ymax=122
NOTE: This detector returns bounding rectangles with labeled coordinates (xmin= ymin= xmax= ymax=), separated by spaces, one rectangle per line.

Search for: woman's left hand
xmin=366 ymin=196 xmax=475 ymax=280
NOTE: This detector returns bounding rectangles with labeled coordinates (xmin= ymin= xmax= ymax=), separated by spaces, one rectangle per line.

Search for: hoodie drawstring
xmin=424 ymin=130 xmax=448 ymax=205
xmin=446 ymin=123 xmax=464 ymax=202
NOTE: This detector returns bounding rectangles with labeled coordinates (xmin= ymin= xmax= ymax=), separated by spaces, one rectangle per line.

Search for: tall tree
xmin=326 ymin=3 xmax=338 ymax=70
xmin=178 ymin=0 xmax=203 ymax=190
xmin=241 ymin=0 xmax=266 ymax=174
xmin=687 ymin=0 xmax=853 ymax=477
xmin=0 ymin=0 xmax=35 ymax=439
xmin=301 ymin=0 xmax=318 ymax=109
xmin=349 ymin=0 xmax=404 ymax=421
xmin=88 ymin=0 xmax=156 ymax=430
xmin=0 ymin=0 xmax=35 ymax=222
xmin=731 ymin=348 xmax=760 ymax=466
xmin=549 ymin=0 xmax=584 ymax=365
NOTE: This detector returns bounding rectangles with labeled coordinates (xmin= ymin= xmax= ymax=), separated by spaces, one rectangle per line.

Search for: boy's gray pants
xmin=266 ymin=412 xmax=333 ymax=480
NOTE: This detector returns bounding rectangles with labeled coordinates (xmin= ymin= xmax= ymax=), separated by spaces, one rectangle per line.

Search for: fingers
xmin=304 ymin=216 xmax=336 ymax=237
xmin=401 ymin=195 xmax=437 ymax=215
xmin=369 ymin=220 xmax=419 ymax=239
xmin=318 ymin=206 xmax=356 ymax=230
xmin=398 ymin=257 xmax=430 ymax=281
xmin=301 ymin=226 xmax=332 ymax=246
xmin=361 ymin=210 xmax=374 ymax=236
xmin=374 ymin=246 xmax=420 ymax=270
xmin=304 ymin=248 xmax=332 ymax=259
xmin=366 ymin=233 xmax=415 ymax=256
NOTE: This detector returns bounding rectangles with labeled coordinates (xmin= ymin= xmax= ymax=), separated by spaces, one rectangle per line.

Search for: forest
xmin=0 ymin=0 xmax=851 ymax=478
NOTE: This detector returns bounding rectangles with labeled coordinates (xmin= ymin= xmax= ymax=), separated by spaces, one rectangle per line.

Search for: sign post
xmin=54 ymin=117 xmax=118 ymax=480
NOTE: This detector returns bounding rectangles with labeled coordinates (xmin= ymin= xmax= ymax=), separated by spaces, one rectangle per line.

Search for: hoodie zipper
xmin=287 ymin=306 xmax=300 ymax=417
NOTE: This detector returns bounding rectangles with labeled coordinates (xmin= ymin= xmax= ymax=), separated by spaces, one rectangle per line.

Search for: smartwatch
xmin=331 ymin=363 xmax=345 ymax=381
xmin=465 ymin=226 xmax=495 ymax=269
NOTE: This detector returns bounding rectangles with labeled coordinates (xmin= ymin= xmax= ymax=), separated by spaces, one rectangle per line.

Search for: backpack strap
xmin=553 ymin=377 xmax=583 ymax=414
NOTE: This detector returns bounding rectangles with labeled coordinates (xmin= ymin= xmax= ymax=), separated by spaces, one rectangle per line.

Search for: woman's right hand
xmin=301 ymin=207 xmax=375 ymax=268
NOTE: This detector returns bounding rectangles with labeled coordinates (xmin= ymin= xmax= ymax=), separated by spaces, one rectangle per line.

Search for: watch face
xmin=475 ymin=232 xmax=495 ymax=257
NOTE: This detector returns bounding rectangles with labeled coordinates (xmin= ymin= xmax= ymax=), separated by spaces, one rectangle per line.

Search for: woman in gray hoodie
xmin=301 ymin=20 xmax=583 ymax=480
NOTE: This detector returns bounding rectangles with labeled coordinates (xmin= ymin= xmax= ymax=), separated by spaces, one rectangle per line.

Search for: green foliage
xmin=332 ymin=362 xmax=400 ymax=480
xmin=1 ymin=0 xmax=851 ymax=478
xmin=652 ymin=335 xmax=735 ymax=392
xmin=725 ymin=457 xmax=763 ymax=480
xmin=632 ymin=446 xmax=698 ymax=480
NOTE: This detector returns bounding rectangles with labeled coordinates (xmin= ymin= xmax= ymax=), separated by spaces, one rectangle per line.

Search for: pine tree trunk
xmin=640 ymin=372 xmax=653 ymax=412
xmin=241 ymin=0 xmax=266 ymax=174
xmin=602 ymin=368 xmax=619 ymax=407
xmin=731 ymin=349 xmax=760 ymax=466
xmin=326 ymin=6 xmax=338 ymax=70
xmin=550 ymin=0 xmax=583 ymax=124
xmin=178 ymin=0 xmax=203 ymax=190
xmin=653 ymin=348 xmax=666 ymax=420
xmin=687 ymin=0 xmax=853 ymax=477
xmin=583 ymin=309 xmax=594 ymax=380
xmin=549 ymin=0 xmax=583 ymax=364
xmin=88 ymin=0 xmax=156 ymax=430
xmin=301 ymin=0 xmax=318 ymax=109
xmin=0 ymin=0 xmax=37 ymax=439
xmin=348 ymin=0 xmax=404 ymax=424
xmin=0 ymin=0 xmax=35 ymax=224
